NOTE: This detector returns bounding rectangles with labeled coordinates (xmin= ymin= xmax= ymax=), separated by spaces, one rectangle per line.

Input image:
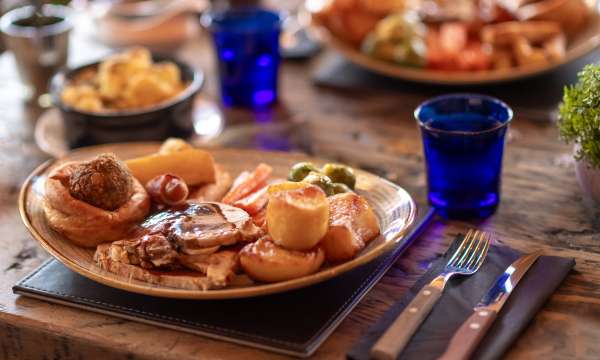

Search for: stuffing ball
xmin=69 ymin=153 xmax=134 ymax=210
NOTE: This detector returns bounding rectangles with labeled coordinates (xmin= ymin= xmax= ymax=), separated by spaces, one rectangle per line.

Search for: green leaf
xmin=558 ymin=64 xmax=600 ymax=168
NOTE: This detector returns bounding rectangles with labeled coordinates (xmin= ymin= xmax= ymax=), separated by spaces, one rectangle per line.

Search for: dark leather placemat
xmin=14 ymin=206 xmax=435 ymax=358
xmin=348 ymin=236 xmax=575 ymax=360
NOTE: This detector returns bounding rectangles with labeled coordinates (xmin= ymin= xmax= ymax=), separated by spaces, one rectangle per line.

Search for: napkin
xmin=348 ymin=235 xmax=575 ymax=360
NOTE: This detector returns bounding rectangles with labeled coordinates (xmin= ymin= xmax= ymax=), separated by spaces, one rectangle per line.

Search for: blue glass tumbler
xmin=415 ymin=94 xmax=513 ymax=219
xmin=202 ymin=7 xmax=281 ymax=108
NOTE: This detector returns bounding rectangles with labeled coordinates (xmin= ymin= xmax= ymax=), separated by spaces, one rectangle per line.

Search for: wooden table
xmin=1 ymin=11 xmax=599 ymax=360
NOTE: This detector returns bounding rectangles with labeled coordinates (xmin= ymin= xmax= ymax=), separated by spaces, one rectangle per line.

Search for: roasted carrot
xmin=233 ymin=184 xmax=269 ymax=215
xmin=222 ymin=163 xmax=272 ymax=204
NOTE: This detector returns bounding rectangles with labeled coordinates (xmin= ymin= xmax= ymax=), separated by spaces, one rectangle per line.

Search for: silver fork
xmin=371 ymin=229 xmax=492 ymax=360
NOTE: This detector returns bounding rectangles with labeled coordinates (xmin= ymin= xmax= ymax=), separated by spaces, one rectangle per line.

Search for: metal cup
xmin=0 ymin=5 xmax=72 ymax=102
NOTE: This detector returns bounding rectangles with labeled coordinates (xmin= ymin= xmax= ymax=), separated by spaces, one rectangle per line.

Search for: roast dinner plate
xmin=308 ymin=8 xmax=600 ymax=85
xmin=19 ymin=143 xmax=416 ymax=299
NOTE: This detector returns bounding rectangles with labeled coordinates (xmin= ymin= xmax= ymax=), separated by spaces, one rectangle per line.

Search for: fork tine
xmin=447 ymin=229 xmax=474 ymax=267
xmin=453 ymin=230 xmax=480 ymax=268
xmin=463 ymin=231 xmax=486 ymax=269
xmin=469 ymin=232 xmax=491 ymax=271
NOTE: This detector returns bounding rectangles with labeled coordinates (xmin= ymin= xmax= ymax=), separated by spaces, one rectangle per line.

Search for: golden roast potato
xmin=321 ymin=192 xmax=380 ymax=262
xmin=152 ymin=62 xmax=182 ymax=88
xmin=121 ymin=72 xmax=174 ymax=108
xmin=159 ymin=138 xmax=194 ymax=154
xmin=61 ymin=47 xmax=186 ymax=112
xmin=266 ymin=182 xmax=329 ymax=251
xmin=239 ymin=237 xmax=325 ymax=282
xmin=125 ymin=148 xmax=216 ymax=186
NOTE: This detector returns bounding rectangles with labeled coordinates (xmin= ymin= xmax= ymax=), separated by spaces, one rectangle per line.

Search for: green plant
xmin=558 ymin=64 xmax=600 ymax=168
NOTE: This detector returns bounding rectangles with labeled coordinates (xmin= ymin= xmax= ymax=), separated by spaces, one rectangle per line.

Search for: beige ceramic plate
xmin=19 ymin=143 xmax=416 ymax=299
xmin=309 ymin=10 xmax=600 ymax=85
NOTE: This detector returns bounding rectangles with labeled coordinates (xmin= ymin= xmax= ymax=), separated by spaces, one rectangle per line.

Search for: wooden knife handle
xmin=438 ymin=309 xmax=498 ymax=360
xmin=371 ymin=285 xmax=443 ymax=360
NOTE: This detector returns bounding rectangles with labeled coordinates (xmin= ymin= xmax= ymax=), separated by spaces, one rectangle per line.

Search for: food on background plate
xmin=60 ymin=47 xmax=187 ymax=112
xmin=313 ymin=0 xmax=592 ymax=72
xmin=43 ymin=153 xmax=150 ymax=247
xmin=426 ymin=22 xmax=491 ymax=71
xmin=481 ymin=20 xmax=567 ymax=66
xmin=361 ymin=11 xmax=428 ymax=67
xmin=311 ymin=0 xmax=409 ymax=45
xmin=514 ymin=0 xmax=591 ymax=34
xmin=43 ymin=138 xmax=382 ymax=290
xmin=481 ymin=20 xmax=562 ymax=45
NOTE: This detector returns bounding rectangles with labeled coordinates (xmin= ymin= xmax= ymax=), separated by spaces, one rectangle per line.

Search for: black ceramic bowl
xmin=50 ymin=54 xmax=203 ymax=148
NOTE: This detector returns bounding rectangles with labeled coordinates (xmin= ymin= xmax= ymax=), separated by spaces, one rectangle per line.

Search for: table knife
xmin=438 ymin=251 xmax=542 ymax=360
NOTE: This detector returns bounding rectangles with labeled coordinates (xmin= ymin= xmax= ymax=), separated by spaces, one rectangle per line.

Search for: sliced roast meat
xmin=139 ymin=234 xmax=179 ymax=268
xmin=95 ymin=244 xmax=240 ymax=290
xmin=141 ymin=201 xmax=263 ymax=254
xmin=205 ymin=251 xmax=239 ymax=287
xmin=95 ymin=201 xmax=260 ymax=290
xmin=178 ymin=253 xmax=211 ymax=273
xmin=96 ymin=243 xmax=216 ymax=291
xmin=103 ymin=234 xmax=178 ymax=270
xmin=178 ymin=250 xmax=240 ymax=287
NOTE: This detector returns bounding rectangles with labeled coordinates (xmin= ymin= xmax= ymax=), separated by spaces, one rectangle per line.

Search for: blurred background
xmin=1 ymin=0 xmax=599 ymax=190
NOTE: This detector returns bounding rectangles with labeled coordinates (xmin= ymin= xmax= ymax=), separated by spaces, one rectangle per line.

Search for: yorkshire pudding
xmin=43 ymin=155 xmax=150 ymax=247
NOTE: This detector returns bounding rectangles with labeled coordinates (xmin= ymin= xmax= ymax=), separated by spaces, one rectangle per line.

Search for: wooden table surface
xmin=1 ymin=8 xmax=600 ymax=360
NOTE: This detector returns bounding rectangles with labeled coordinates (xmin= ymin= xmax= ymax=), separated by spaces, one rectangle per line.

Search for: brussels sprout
xmin=302 ymin=171 xmax=334 ymax=196
xmin=331 ymin=182 xmax=352 ymax=195
xmin=322 ymin=163 xmax=356 ymax=190
xmin=361 ymin=12 xmax=427 ymax=67
xmin=288 ymin=162 xmax=320 ymax=182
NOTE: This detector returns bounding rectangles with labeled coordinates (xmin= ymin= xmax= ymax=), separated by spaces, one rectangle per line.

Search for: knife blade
xmin=438 ymin=251 xmax=542 ymax=360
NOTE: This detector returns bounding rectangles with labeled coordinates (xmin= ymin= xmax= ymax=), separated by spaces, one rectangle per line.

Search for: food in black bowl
xmin=50 ymin=47 xmax=203 ymax=148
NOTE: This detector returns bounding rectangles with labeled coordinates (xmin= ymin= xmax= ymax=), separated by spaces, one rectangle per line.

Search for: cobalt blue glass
xmin=202 ymin=7 xmax=281 ymax=108
xmin=415 ymin=94 xmax=513 ymax=219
